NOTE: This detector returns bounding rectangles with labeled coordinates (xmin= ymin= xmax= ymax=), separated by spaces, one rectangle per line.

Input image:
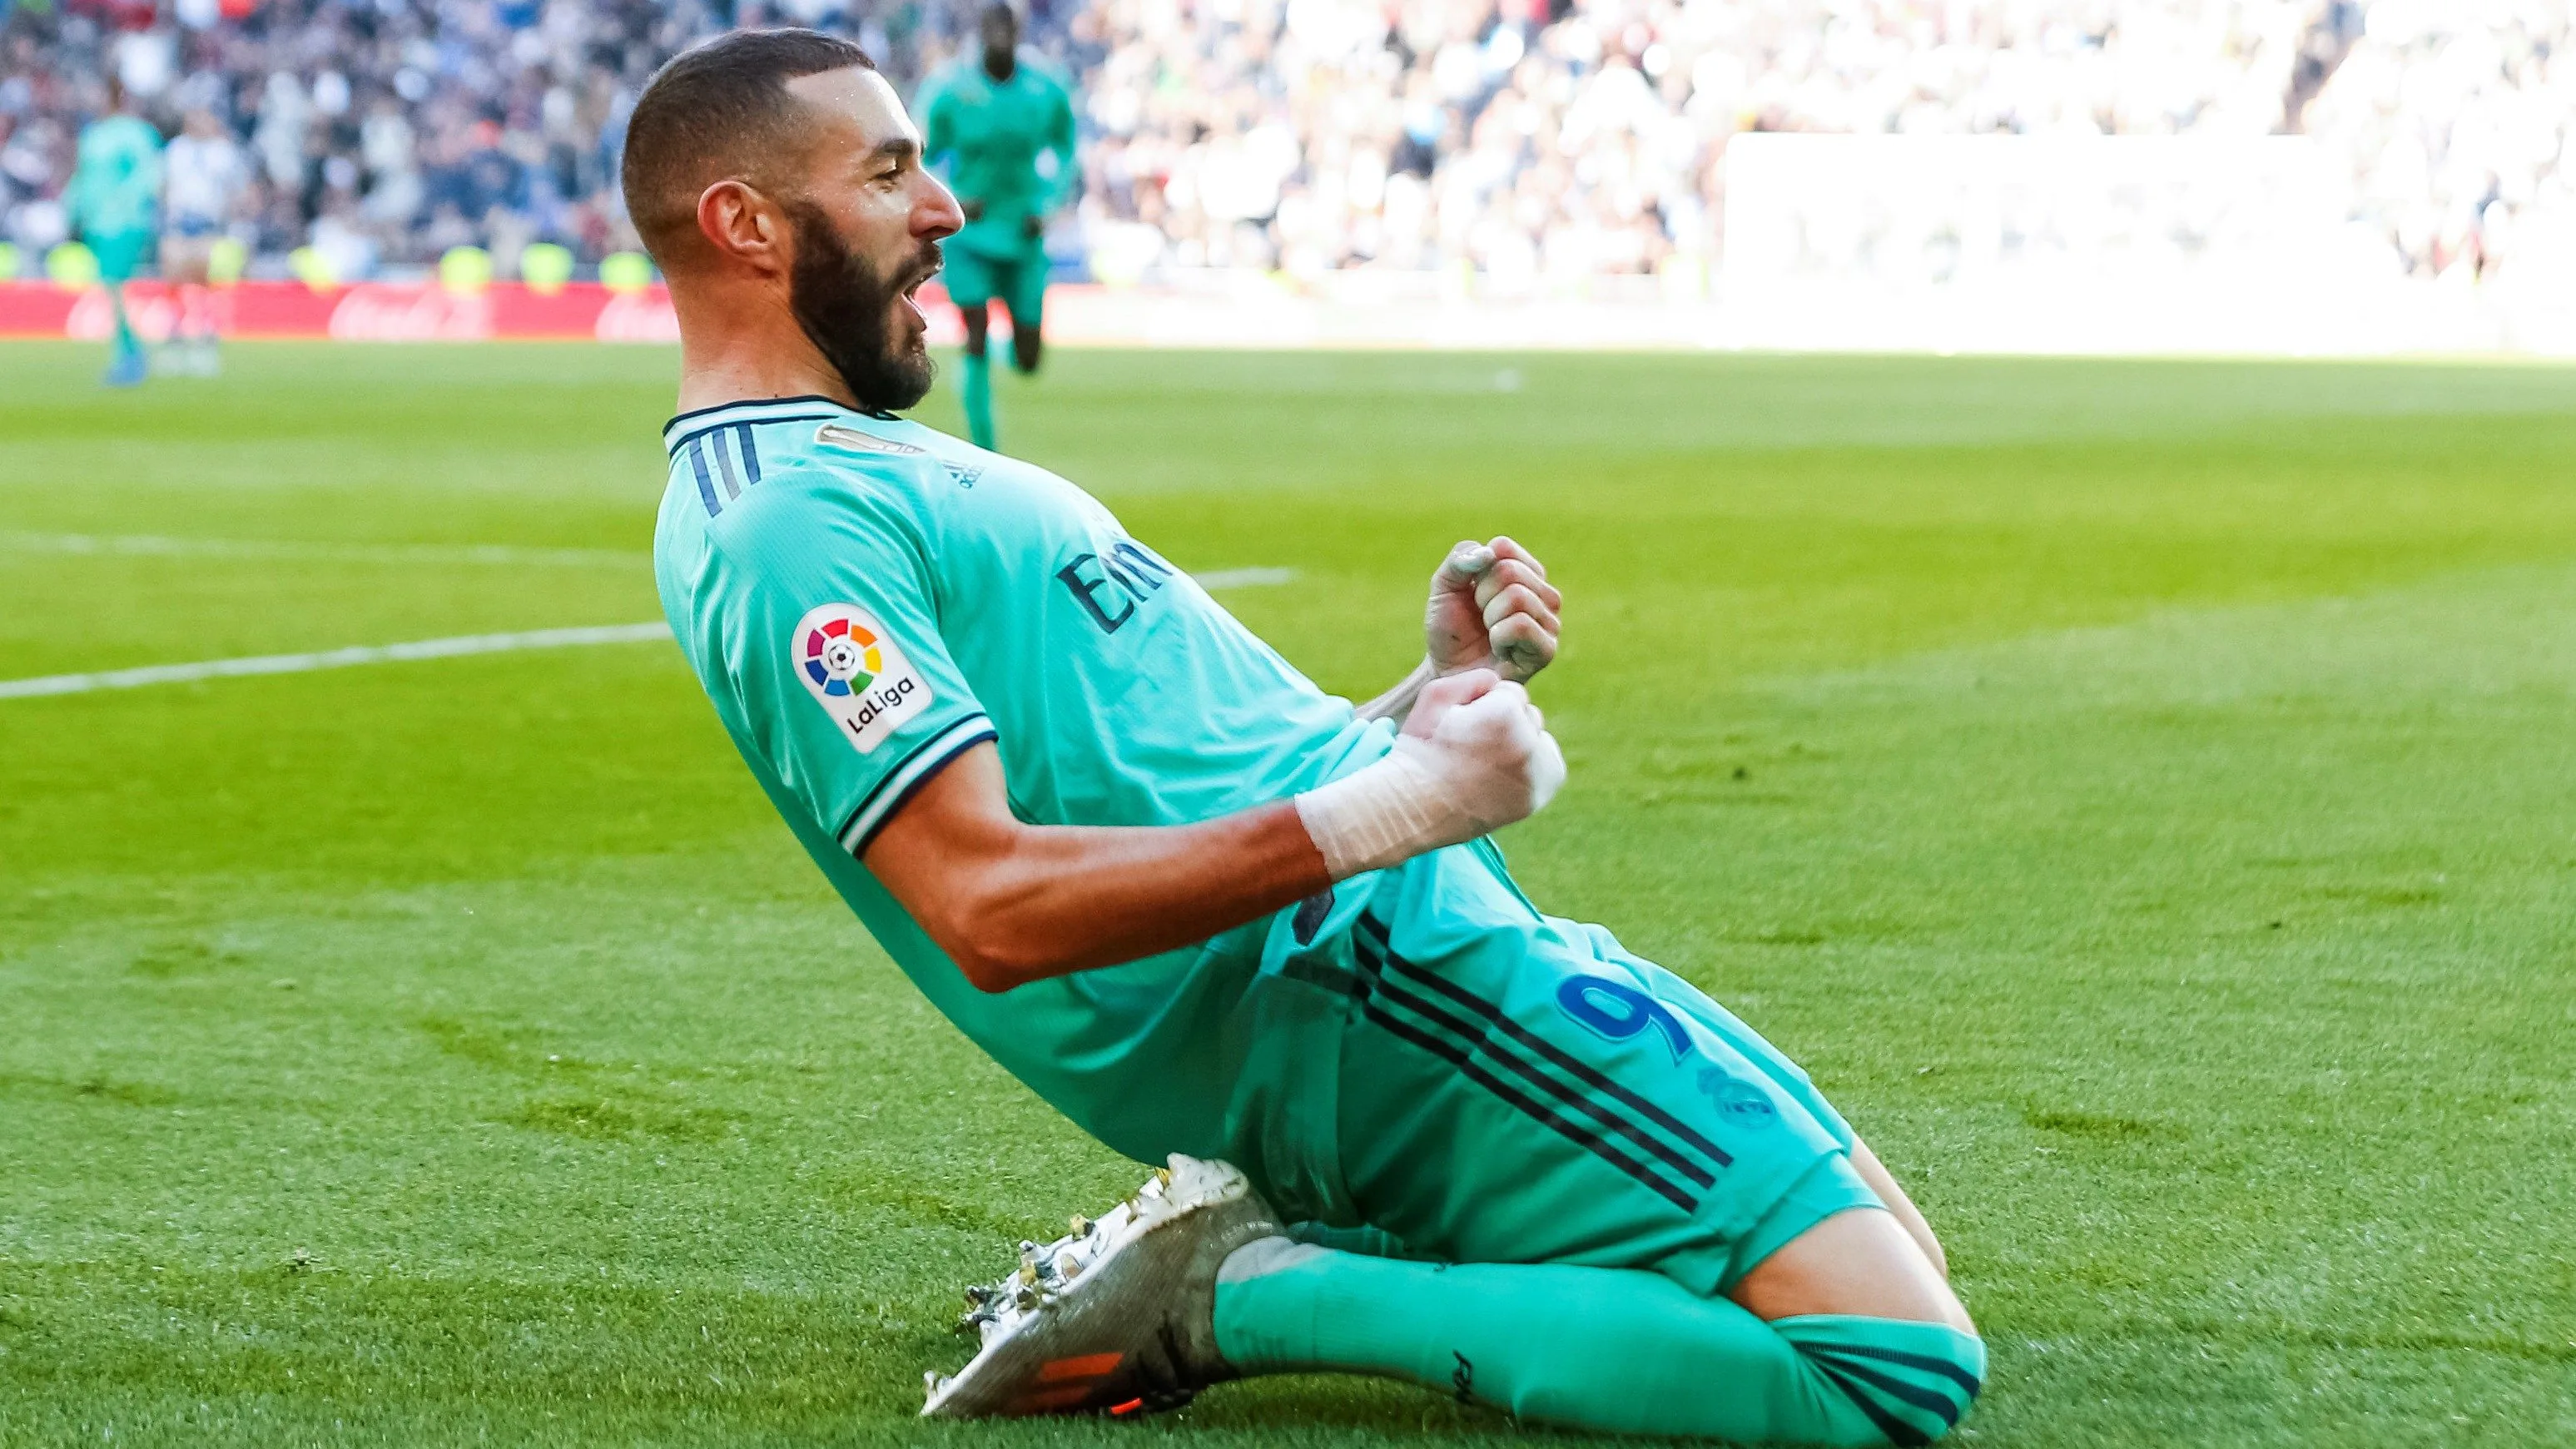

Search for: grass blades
xmin=2 ymin=343 xmax=2573 ymax=1447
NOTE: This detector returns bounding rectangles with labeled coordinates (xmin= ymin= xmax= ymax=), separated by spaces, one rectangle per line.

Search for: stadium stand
xmin=0 ymin=0 xmax=1010 ymax=279
xmin=0 ymin=0 xmax=2566 ymax=286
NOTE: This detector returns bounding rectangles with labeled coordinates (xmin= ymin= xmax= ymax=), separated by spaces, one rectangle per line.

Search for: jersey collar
xmin=662 ymin=395 xmax=868 ymax=455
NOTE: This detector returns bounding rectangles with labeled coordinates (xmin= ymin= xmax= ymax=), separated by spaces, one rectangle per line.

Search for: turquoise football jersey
xmin=919 ymin=54 xmax=1076 ymax=261
xmin=67 ymin=114 xmax=163 ymax=240
xmin=653 ymin=397 xmax=1390 ymax=1164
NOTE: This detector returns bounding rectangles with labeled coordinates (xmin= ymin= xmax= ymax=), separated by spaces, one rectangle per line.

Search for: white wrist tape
xmin=1296 ymin=686 xmax=1566 ymax=879
xmin=1295 ymin=740 xmax=1457 ymax=880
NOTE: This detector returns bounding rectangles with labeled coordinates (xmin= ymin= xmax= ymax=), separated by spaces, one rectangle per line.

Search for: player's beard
xmin=783 ymin=201 xmax=939 ymax=414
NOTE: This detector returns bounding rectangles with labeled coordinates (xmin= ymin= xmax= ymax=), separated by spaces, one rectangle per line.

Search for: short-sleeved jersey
xmin=653 ymin=397 xmax=1391 ymax=1159
xmin=67 ymin=115 xmax=163 ymax=239
xmin=918 ymin=54 xmax=1077 ymax=261
xmin=162 ymin=132 xmax=249 ymax=228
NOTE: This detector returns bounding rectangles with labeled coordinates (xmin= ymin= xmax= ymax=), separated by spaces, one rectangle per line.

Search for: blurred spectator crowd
xmin=1 ymin=0 xmax=2567 ymax=285
xmin=0 ymin=0 xmax=1013 ymax=280
xmin=1078 ymin=0 xmax=2574 ymax=287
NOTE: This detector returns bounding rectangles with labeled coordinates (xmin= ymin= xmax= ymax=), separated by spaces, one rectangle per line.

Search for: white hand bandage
xmin=1294 ymin=682 xmax=1567 ymax=879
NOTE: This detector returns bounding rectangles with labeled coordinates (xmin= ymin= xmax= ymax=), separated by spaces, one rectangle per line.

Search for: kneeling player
xmin=625 ymin=30 xmax=1982 ymax=1444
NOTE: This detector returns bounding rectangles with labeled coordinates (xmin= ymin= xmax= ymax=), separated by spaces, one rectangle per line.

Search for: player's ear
xmin=695 ymin=179 xmax=788 ymax=275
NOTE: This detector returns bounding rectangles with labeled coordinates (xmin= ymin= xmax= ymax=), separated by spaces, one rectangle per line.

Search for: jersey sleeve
xmin=920 ymin=76 xmax=955 ymax=168
xmin=1045 ymin=80 xmax=1076 ymax=212
xmin=692 ymin=467 xmax=995 ymax=857
xmin=1040 ymin=77 xmax=1079 ymax=214
xmin=62 ymin=134 xmax=97 ymax=231
xmin=132 ymin=133 xmax=164 ymax=211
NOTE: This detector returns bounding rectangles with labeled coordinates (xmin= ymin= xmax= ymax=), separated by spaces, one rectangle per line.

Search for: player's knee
xmin=1777 ymin=1317 xmax=1984 ymax=1447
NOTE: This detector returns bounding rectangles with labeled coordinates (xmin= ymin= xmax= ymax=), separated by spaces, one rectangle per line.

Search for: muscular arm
xmin=861 ymin=538 xmax=1567 ymax=994
xmin=865 ymin=667 xmax=1556 ymax=993
xmin=864 ymin=742 xmax=1331 ymax=993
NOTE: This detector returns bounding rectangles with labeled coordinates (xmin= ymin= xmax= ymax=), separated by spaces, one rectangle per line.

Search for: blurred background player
xmin=919 ymin=2 xmax=1075 ymax=453
xmin=63 ymin=77 xmax=162 ymax=390
xmin=157 ymin=110 xmax=249 ymax=378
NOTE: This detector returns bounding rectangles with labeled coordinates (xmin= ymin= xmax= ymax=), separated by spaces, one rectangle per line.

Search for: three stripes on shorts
xmin=1346 ymin=912 xmax=1730 ymax=1213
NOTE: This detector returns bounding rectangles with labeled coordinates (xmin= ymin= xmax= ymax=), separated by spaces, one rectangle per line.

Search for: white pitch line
xmin=0 ymin=568 xmax=1295 ymax=702
xmin=1192 ymin=566 xmax=1298 ymax=590
xmin=0 ymin=623 xmax=675 ymax=701
xmin=0 ymin=532 xmax=645 ymax=569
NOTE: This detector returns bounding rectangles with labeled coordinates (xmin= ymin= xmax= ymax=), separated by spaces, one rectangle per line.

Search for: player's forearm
xmin=871 ymin=672 xmax=1563 ymax=991
xmin=1353 ymin=658 xmax=1437 ymax=724
xmin=923 ymin=804 xmax=1329 ymax=991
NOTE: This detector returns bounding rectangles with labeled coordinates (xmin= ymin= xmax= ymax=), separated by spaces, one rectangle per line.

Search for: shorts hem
xmin=1712 ymin=1149 xmax=1886 ymax=1292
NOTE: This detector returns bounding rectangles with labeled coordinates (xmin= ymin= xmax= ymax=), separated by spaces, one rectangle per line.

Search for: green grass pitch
xmin=2 ymin=341 xmax=2574 ymax=1447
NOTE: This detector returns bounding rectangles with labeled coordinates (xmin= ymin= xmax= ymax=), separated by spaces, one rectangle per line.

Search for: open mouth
xmin=898 ymin=251 xmax=942 ymax=326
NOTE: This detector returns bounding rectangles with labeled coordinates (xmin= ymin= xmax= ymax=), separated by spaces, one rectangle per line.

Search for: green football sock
xmin=107 ymin=285 xmax=141 ymax=360
xmin=961 ymin=350 xmax=995 ymax=450
xmin=1214 ymin=1243 xmax=1983 ymax=1445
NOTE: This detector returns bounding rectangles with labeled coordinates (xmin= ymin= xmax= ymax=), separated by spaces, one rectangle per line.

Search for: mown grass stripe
xmin=0 ymin=623 xmax=674 ymax=700
xmin=0 ymin=532 xmax=646 ymax=568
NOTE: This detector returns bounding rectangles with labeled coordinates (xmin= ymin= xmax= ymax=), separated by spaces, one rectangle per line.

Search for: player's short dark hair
xmin=620 ymin=27 xmax=876 ymax=265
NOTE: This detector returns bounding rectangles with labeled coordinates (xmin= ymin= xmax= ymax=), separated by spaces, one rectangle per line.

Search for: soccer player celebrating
xmin=159 ymin=108 xmax=249 ymax=376
xmin=917 ymin=2 xmax=1075 ymax=452
xmin=64 ymin=77 xmax=161 ymax=389
xmin=626 ymin=30 xmax=1983 ymax=1445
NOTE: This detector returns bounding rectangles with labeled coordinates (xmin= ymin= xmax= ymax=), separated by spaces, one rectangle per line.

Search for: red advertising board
xmin=0 ymin=280 xmax=684 ymax=342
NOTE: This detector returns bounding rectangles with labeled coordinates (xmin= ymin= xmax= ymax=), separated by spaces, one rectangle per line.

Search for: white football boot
xmin=921 ymin=1154 xmax=1284 ymax=1418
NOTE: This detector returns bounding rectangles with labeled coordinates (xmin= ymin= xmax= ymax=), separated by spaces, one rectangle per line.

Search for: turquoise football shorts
xmin=1242 ymin=840 xmax=1885 ymax=1295
xmin=942 ymin=244 xmax=1048 ymax=333
xmin=87 ymin=227 xmax=155 ymax=284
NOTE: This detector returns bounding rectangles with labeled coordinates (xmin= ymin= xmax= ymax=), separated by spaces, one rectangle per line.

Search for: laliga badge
xmin=793 ymin=603 xmax=932 ymax=755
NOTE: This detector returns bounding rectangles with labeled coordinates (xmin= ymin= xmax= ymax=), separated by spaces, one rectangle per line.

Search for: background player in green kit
xmin=623 ymin=30 xmax=1984 ymax=1444
xmin=64 ymin=77 xmax=162 ymax=389
xmin=918 ymin=2 xmax=1075 ymax=452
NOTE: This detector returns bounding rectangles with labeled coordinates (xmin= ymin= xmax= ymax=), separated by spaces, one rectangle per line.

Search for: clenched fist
xmin=1426 ymin=535 xmax=1561 ymax=683
xmin=1298 ymin=668 xmax=1566 ymax=879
